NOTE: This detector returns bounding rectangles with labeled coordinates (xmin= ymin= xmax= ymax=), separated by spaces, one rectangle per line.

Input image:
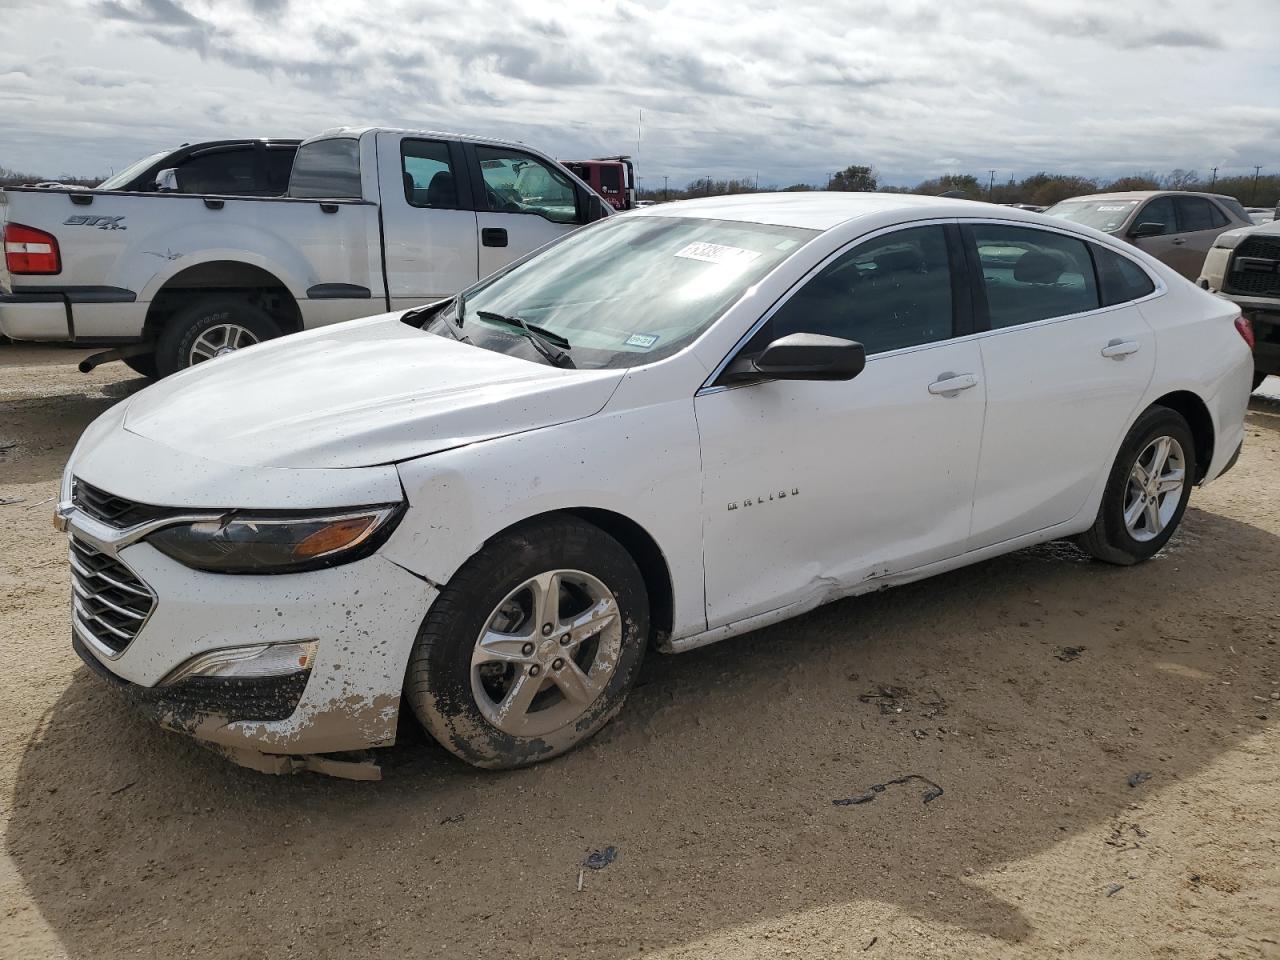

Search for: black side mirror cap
xmin=724 ymin=332 xmax=866 ymax=383
xmin=1129 ymin=221 xmax=1165 ymax=239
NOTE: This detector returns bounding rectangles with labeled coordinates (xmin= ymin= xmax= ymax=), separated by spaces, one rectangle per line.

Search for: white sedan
xmin=58 ymin=193 xmax=1253 ymax=775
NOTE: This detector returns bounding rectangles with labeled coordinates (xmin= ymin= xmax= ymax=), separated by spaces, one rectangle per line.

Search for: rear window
xmin=288 ymin=139 xmax=361 ymax=199
xmin=599 ymin=165 xmax=623 ymax=192
xmin=1093 ymin=245 xmax=1156 ymax=306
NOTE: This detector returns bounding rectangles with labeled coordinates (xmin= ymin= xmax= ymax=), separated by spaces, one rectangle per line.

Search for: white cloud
xmin=1 ymin=0 xmax=1277 ymax=187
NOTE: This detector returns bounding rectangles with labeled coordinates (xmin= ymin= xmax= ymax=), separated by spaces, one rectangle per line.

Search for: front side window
xmin=972 ymin=224 xmax=1099 ymax=328
xmin=175 ymin=148 xmax=259 ymax=195
xmin=476 ymin=147 xmax=578 ymax=224
xmin=288 ymin=138 xmax=362 ymax=199
xmin=1133 ymin=197 xmax=1176 ymax=236
xmin=1094 ymin=245 xmax=1156 ymax=306
xmin=422 ymin=216 xmax=817 ymax=369
xmin=763 ymin=225 xmax=954 ymax=355
xmin=401 ymin=140 xmax=459 ymax=209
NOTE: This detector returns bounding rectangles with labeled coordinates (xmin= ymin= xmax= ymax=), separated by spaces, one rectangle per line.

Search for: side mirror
xmin=583 ymin=192 xmax=608 ymax=223
xmin=1129 ymin=221 xmax=1165 ymax=239
xmin=724 ymin=332 xmax=866 ymax=383
xmin=155 ymin=168 xmax=180 ymax=192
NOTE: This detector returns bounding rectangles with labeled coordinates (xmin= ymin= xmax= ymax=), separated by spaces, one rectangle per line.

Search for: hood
xmin=124 ymin=314 xmax=625 ymax=469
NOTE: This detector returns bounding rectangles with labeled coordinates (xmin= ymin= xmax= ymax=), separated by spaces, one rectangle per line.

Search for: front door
xmin=697 ymin=224 xmax=987 ymax=628
xmin=964 ymin=222 xmax=1157 ymax=547
xmin=469 ymin=144 xmax=582 ymax=279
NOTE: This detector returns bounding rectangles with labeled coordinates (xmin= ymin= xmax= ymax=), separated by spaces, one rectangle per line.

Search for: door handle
xmin=928 ymin=373 xmax=979 ymax=396
xmin=481 ymin=227 xmax=508 ymax=248
xmin=1101 ymin=339 xmax=1141 ymax=360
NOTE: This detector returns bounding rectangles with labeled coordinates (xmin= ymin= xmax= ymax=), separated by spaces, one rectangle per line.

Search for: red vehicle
xmin=561 ymin=156 xmax=636 ymax=210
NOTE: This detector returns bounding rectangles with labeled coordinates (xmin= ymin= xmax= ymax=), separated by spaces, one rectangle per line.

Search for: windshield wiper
xmin=475 ymin=310 xmax=574 ymax=368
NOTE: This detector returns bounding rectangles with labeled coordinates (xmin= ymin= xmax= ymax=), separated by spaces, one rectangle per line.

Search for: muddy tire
xmin=406 ymin=515 xmax=648 ymax=769
xmin=155 ymin=298 xmax=281 ymax=378
xmin=1076 ymin=406 xmax=1196 ymax=565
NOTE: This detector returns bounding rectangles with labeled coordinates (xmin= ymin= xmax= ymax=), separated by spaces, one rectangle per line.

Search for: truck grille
xmin=70 ymin=537 xmax=156 ymax=655
xmin=1225 ymin=235 xmax=1280 ymax=297
xmin=73 ymin=479 xmax=171 ymax=529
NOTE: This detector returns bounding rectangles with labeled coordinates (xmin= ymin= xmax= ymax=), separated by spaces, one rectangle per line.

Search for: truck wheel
xmin=405 ymin=515 xmax=649 ymax=770
xmin=1076 ymin=406 xmax=1196 ymax=565
xmin=155 ymin=298 xmax=282 ymax=377
xmin=122 ymin=354 xmax=159 ymax=379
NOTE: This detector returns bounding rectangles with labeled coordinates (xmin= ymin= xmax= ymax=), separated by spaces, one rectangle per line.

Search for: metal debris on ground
xmin=1127 ymin=771 xmax=1152 ymax=788
xmin=584 ymin=846 xmax=617 ymax=870
xmin=0 ymin=442 xmax=17 ymax=452
xmin=858 ymin=685 xmax=947 ymax=718
xmin=439 ymin=813 xmax=465 ymax=825
xmin=1054 ymin=645 xmax=1086 ymax=661
xmin=1105 ymin=883 xmax=1125 ymax=897
xmin=25 ymin=495 xmax=55 ymax=509
xmin=833 ymin=774 xmax=944 ymax=807
xmin=1106 ymin=821 xmax=1148 ymax=850
xmin=0 ymin=497 xmax=25 ymax=506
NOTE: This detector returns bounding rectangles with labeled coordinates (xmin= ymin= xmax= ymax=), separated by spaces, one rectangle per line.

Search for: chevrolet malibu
xmin=59 ymin=193 xmax=1253 ymax=776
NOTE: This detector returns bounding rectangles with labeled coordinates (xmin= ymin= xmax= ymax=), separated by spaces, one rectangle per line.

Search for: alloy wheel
xmin=1123 ymin=435 xmax=1185 ymax=542
xmin=189 ymin=323 xmax=259 ymax=365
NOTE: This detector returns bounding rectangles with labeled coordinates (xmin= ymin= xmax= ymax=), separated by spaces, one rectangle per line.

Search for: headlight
xmin=148 ymin=505 xmax=402 ymax=574
xmin=1213 ymin=231 xmax=1248 ymax=251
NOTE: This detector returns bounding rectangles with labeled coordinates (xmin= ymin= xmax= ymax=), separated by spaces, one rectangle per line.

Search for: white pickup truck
xmin=0 ymin=127 xmax=610 ymax=376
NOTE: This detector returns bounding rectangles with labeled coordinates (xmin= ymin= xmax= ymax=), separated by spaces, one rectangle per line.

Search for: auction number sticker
xmin=625 ymin=333 xmax=659 ymax=348
xmin=675 ymin=242 xmax=761 ymax=266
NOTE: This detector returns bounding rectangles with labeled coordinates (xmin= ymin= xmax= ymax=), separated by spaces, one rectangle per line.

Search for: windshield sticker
xmin=625 ymin=333 xmax=659 ymax=348
xmin=1096 ymin=204 xmax=1133 ymax=211
xmin=774 ymin=238 xmax=800 ymax=250
xmin=674 ymin=241 xmax=762 ymax=266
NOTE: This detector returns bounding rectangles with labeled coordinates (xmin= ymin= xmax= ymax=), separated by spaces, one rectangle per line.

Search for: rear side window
xmin=971 ymin=224 xmax=1099 ymax=328
xmin=175 ymin=147 xmax=259 ymax=195
xmin=1093 ymin=245 xmax=1156 ymax=306
xmin=288 ymin=139 xmax=361 ymax=199
xmin=401 ymin=140 xmax=459 ymax=209
xmin=1175 ymin=197 xmax=1220 ymax=232
xmin=767 ymin=225 xmax=954 ymax=355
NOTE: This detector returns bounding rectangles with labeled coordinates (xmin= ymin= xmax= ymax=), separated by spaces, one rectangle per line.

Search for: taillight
xmin=3 ymin=222 xmax=61 ymax=275
xmin=1235 ymin=313 xmax=1255 ymax=350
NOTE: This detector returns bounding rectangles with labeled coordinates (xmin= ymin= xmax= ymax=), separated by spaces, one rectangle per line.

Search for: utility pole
xmin=755 ymin=171 xmax=759 ymax=191
xmin=663 ymin=175 xmax=669 ymax=201
xmin=1210 ymin=166 xmax=1218 ymax=188
xmin=988 ymin=169 xmax=996 ymax=200
xmin=1252 ymin=165 xmax=1262 ymax=204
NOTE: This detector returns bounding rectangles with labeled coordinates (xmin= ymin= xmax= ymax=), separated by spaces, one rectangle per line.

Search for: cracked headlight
xmin=148 ymin=505 xmax=402 ymax=574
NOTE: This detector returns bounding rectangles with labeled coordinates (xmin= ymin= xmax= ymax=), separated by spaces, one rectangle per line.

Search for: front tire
xmin=405 ymin=516 xmax=649 ymax=769
xmin=122 ymin=353 xmax=158 ymax=379
xmin=155 ymin=297 xmax=281 ymax=377
xmin=1076 ymin=406 xmax=1196 ymax=565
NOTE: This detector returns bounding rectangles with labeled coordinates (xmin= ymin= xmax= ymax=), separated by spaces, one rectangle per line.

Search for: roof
xmin=626 ymin=191 xmax=1015 ymax=230
xmin=1058 ymin=190 xmax=1236 ymax=203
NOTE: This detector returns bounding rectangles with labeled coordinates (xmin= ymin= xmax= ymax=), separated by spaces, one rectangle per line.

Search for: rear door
xmin=964 ymin=222 xmax=1157 ymax=548
xmin=465 ymin=144 xmax=584 ymax=278
xmin=376 ymin=132 xmax=479 ymax=310
xmin=1167 ymin=196 xmax=1232 ymax=280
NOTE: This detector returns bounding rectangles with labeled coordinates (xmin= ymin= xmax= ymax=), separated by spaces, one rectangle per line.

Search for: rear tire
xmin=155 ymin=297 xmax=282 ymax=378
xmin=405 ymin=515 xmax=649 ymax=770
xmin=1076 ymin=406 xmax=1196 ymax=565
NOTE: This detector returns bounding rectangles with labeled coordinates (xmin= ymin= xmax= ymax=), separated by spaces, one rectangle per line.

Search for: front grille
xmin=72 ymin=479 xmax=172 ymax=529
xmin=1225 ymin=235 xmax=1280 ymax=297
xmin=70 ymin=537 xmax=155 ymax=655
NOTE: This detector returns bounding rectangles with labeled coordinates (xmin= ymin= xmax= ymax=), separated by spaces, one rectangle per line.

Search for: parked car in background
xmin=57 ymin=193 xmax=1251 ymax=776
xmin=1245 ymin=207 xmax=1276 ymax=225
xmin=560 ymin=156 xmax=637 ymax=210
xmin=0 ymin=127 xmax=609 ymax=377
xmin=1199 ymin=218 xmax=1280 ymax=390
xmin=96 ymin=139 xmax=301 ymax=196
xmin=1044 ymin=191 xmax=1252 ymax=280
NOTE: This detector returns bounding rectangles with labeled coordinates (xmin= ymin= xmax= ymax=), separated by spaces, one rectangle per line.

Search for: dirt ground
xmin=1 ymin=343 xmax=1278 ymax=960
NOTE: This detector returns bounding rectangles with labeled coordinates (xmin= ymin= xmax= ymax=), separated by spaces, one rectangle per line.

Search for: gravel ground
xmin=2 ymin=343 xmax=1279 ymax=960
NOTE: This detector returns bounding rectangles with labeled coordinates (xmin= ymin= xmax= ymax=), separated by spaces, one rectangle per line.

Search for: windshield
xmin=423 ymin=215 xmax=818 ymax=369
xmin=1043 ymin=199 xmax=1140 ymax=233
xmin=97 ymin=151 xmax=169 ymax=190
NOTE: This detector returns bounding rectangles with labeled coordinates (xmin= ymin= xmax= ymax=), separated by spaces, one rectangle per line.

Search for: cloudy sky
xmin=2 ymin=0 xmax=1278 ymax=188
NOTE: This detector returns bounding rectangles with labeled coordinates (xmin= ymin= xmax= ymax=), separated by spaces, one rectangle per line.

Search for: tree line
xmin=641 ymin=165 xmax=1280 ymax=209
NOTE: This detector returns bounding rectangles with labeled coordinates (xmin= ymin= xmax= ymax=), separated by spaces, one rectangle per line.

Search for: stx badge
xmin=63 ymin=215 xmax=127 ymax=230
xmin=728 ymin=488 xmax=799 ymax=511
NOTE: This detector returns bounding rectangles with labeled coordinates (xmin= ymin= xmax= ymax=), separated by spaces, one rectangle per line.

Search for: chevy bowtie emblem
xmin=728 ymin=488 xmax=799 ymax=511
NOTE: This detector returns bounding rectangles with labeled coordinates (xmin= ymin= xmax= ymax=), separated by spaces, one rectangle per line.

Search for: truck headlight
xmin=1212 ymin=231 xmax=1247 ymax=251
xmin=148 ymin=505 xmax=402 ymax=574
